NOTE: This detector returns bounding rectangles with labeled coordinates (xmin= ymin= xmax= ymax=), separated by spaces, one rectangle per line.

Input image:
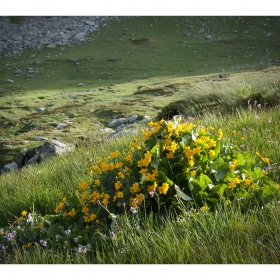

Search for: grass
xmin=10 ymin=202 xmax=280 ymax=264
xmin=1 ymin=16 xmax=280 ymax=264
xmin=1 ymin=16 xmax=280 ymax=166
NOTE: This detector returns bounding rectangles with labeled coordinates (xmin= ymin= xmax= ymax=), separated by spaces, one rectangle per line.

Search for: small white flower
xmin=27 ymin=213 xmax=33 ymax=223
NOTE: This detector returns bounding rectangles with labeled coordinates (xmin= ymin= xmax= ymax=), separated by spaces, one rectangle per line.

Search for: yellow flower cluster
xmin=255 ymin=151 xmax=271 ymax=164
xmin=54 ymin=197 xmax=66 ymax=213
xmin=228 ymin=177 xmax=241 ymax=188
xmin=157 ymin=182 xmax=169 ymax=195
xmin=138 ymin=151 xmax=152 ymax=167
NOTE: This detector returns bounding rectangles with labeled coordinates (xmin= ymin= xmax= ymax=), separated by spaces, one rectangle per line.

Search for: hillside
xmin=0 ymin=16 xmax=280 ymax=169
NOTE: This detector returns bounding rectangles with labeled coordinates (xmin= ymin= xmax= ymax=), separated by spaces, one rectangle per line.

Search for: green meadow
xmin=0 ymin=16 xmax=280 ymax=264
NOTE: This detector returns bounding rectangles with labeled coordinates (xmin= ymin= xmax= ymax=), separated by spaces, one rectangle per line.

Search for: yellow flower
xmin=116 ymin=191 xmax=124 ymax=198
xmin=144 ymin=129 xmax=152 ymax=139
xmin=82 ymin=204 xmax=89 ymax=214
xmin=244 ymin=178 xmax=252 ymax=185
xmin=135 ymin=193 xmax=144 ymax=205
xmin=118 ymin=171 xmax=125 ymax=179
xmin=229 ymin=164 xmax=235 ymax=171
xmin=67 ymin=208 xmax=76 ymax=217
xmin=79 ymin=191 xmax=88 ymax=203
xmin=102 ymin=198 xmax=109 ymax=205
xmin=139 ymin=168 xmax=148 ymax=174
xmin=90 ymin=213 xmax=97 ymax=221
xmin=79 ymin=181 xmax=88 ymax=191
xmin=261 ymin=157 xmax=270 ymax=164
xmin=111 ymin=151 xmax=120 ymax=158
xmin=89 ymin=191 xmax=101 ymax=203
xmin=209 ymin=149 xmax=215 ymax=157
xmin=147 ymin=182 xmax=157 ymax=193
xmin=193 ymin=146 xmax=202 ymax=155
xmin=130 ymin=182 xmax=140 ymax=194
xmin=115 ymin=181 xmax=122 ymax=191
xmin=55 ymin=202 xmax=64 ymax=213
xmin=166 ymin=151 xmax=174 ymax=158
xmin=158 ymin=182 xmax=169 ymax=195
xmin=129 ymin=197 xmax=137 ymax=208
xmin=217 ymin=129 xmax=223 ymax=140
xmin=188 ymin=159 xmax=195 ymax=166
xmin=21 ymin=210 xmax=27 ymax=217
xmin=191 ymin=170 xmax=196 ymax=176
xmin=201 ymin=206 xmax=208 ymax=211
xmin=84 ymin=215 xmax=90 ymax=222
xmin=94 ymin=179 xmax=101 ymax=185
xmin=208 ymin=139 xmax=216 ymax=148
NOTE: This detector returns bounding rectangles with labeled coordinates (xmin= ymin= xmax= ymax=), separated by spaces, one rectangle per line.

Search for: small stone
xmin=21 ymin=140 xmax=28 ymax=145
xmin=34 ymin=136 xmax=49 ymax=141
xmin=99 ymin=128 xmax=115 ymax=133
xmin=107 ymin=118 xmax=127 ymax=127
xmin=36 ymin=108 xmax=45 ymax=112
xmin=14 ymin=69 xmax=22 ymax=75
xmin=3 ymin=162 xmax=18 ymax=171
xmin=143 ymin=115 xmax=152 ymax=122
xmin=56 ymin=123 xmax=67 ymax=129
xmin=78 ymin=83 xmax=84 ymax=86
xmin=7 ymin=79 xmax=14 ymax=83
xmin=265 ymin=32 xmax=272 ymax=38
xmin=127 ymin=115 xmax=138 ymax=123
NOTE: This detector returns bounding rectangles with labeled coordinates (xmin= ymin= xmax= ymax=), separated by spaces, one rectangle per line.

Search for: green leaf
xmin=236 ymin=153 xmax=245 ymax=166
xmin=215 ymin=164 xmax=229 ymax=181
xmin=151 ymin=158 xmax=160 ymax=169
xmin=161 ymin=157 xmax=173 ymax=177
xmin=157 ymin=171 xmax=173 ymax=186
xmin=175 ymin=184 xmax=192 ymax=201
xmin=253 ymin=167 xmax=264 ymax=179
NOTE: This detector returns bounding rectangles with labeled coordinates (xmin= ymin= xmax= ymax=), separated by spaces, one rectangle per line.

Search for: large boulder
xmin=2 ymin=162 xmax=18 ymax=173
xmin=40 ymin=140 xmax=73 ymax=159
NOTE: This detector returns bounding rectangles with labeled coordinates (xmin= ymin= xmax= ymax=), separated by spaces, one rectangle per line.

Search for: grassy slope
xmin=1 ymin=16 xmax=280 ymax=166
xmin=1 ymin=16 xmax=280 ymax=264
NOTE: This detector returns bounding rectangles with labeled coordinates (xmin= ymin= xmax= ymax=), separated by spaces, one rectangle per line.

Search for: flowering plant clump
xmin=53 ymin=115 xmax=280 ymax=227
xmin=1 ymin=115 xmax=279 ymax=259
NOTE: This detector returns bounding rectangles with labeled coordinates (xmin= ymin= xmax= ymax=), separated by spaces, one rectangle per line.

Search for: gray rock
xmin=56 ymin=123 xmax=67 ymax=129
xmin=127 ymin=115 xmax=138 ymax=123
xmin=40 ymin=140 xmax=72 ymax=159
xmin=78 ymin=83 xmax=84 ymax=86
xmin=36 ymin=108 xmax=45 ymax=112
xmin=34 ymin=136 xmax=49 ymax=141
xmin=27 ymin=155 xmax=40 ymax=164
xmin=205 ymin=35 xmax=212 ymax=40
xmin=265 ymin=32 xmax=272 ymax=38
xmin=107 ymin=118 xmax=127 ymax=127
xmin=73 ymin=32 xmax=86 ymax=41
xmin=3 ymin=162 xmax=18 ymax=172
xmin=21 ymin=140 xmax=28 ymax=145
xmin=143 ymin=115 xmax=152 ymax=122
xmin=14 ymin=69 xmax=22 ymax=75
xmin=7 ymin=79 xmax=14 ymax=83
xmin=99 ymin=128 xmax=115 ymax=133
xmin=0 ymin=16 xmax=111 ymax=57
xmin=116 ymin=124 xmax=126 ymax=133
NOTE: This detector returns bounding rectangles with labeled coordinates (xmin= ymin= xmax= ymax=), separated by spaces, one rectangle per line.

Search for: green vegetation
xmin=0 ymin=16 xmax=280 ymax=264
